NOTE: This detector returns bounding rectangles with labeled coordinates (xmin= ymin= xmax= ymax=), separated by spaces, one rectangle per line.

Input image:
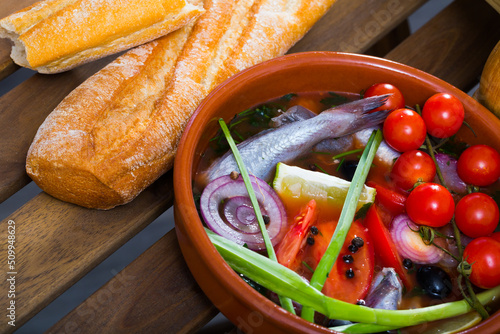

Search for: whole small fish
xmin=201 ymin=95 xmax=389 ymax=185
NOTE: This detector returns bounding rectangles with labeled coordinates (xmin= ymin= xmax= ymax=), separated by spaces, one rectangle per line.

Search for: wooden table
xmin=0 ymin=0 xmax=499 ymax=333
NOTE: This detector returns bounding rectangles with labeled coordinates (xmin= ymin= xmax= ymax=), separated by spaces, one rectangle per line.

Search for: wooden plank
xmin=0 ymin=171 xmax=174 ymax=333
xmin=46 ymin=229 xmax=218 ymax=334
xmin=0 ymin=54 xmax=116 ymax=204
xmin=0 ymin=39 xmax=18 ymax=82
xmin=290 ymin=0 xmax=427 ymax=53
xmin=385 ymin=0 xmax=500 ymax=92
xmin=0 ymin=0 xmax=38 ymax=17
xmin=486 ymin=0 xmax=500 ymax=13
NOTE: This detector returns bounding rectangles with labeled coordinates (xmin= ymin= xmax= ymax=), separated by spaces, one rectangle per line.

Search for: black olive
xmin=416 ymin=266 xmax=452 ymax=300
xmin=340 ymin=160 xmax=358 ymax=181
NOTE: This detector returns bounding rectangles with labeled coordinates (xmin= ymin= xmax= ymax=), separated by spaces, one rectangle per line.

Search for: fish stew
xmin=193 ymin=88 xmax=500 ymax=330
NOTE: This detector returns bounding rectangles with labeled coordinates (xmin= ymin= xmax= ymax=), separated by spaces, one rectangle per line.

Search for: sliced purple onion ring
xmin=435 ymin=153 xmax=467 ymax=195
xmin=200 ymin=174 xmax=287 ymax=250
xmin=390 ymin=214 xmax=444 ymax=264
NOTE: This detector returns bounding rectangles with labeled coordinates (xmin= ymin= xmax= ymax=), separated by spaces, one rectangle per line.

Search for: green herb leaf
xmin=321 ymin=92 xmax=350 ymax=107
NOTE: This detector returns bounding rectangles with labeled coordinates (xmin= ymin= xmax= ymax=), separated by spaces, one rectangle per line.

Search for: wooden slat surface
xmin=289 ymin=0 xmax=427 ymax=53
xmin=0 ymin=0 xmax=499 ymax=333
xmin=0 ymin=39 xmax=17 ymax=82
xmin=385 ymin=0 xmax=500 ymax=91
xmin=0 ymin=171 xmax=174 ymax=333
xmin=46 ymin=229 xmax=218 ymax=334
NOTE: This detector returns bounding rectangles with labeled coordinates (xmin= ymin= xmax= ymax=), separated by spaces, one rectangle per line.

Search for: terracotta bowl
xmin=173 ymin=52 xmax=500 ymax=333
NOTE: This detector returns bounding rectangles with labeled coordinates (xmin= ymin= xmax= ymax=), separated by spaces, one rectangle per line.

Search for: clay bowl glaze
xmin=173 ymin=52 xmax=500 ymax=333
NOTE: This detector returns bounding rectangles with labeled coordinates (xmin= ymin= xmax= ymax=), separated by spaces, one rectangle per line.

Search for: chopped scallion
xmin=218 ymin=118 xmax=295 ymax=314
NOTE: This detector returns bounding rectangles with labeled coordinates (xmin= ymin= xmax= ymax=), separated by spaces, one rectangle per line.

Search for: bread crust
xmin=0 ymin=0 xmax=204 ymax=73
xmin=26 ymin=0 xmax=337 ymax=209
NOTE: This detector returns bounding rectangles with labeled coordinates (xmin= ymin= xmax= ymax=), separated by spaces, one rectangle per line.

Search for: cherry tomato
xmin=390 ymin=150 xmax=436 ymax=191
xmin=455 ymin=193 xmax=499 ymax=238
xmin=463 ymin=237 xmax=500 ymax=289
xmin=275 ymin=199 xmax=317 ymax=270
xmin=364 ymin=83 xmax=405 ymax=112
xmin=421 ymin=93 xmax=464 ymax=138
xmin=364 ymin=205 xmax=414 ymax=290
xmin=491 ymin=232 xmax=500 ymax=243
xmin=457 ymin=144 xmax=500 ymax=186
xmin=383 ymin=108 xmax=426 ymax=152
xmin=300 ymin=220 xmax=374 ymax=304
xmin=406 ymin=183 xmax=454 ymax=227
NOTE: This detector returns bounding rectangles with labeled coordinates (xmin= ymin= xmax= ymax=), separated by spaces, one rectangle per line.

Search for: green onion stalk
xmin=207 ymin=228 xmax=500 ymax=331
xmin=301 ymin=129 xmax=382 ymax=322
xmin=218 ymin=119 xmax=296 ymax=314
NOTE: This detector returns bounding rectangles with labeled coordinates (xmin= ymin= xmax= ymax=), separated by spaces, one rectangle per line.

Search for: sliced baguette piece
xmin=0 ymin=0 xmax=204 ymax=73
xmin=26 ymin=0 xmax=337 ymax=209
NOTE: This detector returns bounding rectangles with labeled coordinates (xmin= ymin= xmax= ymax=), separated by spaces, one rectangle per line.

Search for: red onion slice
xmin=200 ymin=174 xmax=287 ymax=250
xmin=390 ymin=214 xmax=444 ymax=264
xmin=435 ymin=153 xmax=467 ymax=195
xmin=223 ymin=196 xmax=262 ymax=232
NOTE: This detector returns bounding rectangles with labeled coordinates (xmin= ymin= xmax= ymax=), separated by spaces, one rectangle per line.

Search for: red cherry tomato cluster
xmin=368 ymin=83 xmax=500 ymax=289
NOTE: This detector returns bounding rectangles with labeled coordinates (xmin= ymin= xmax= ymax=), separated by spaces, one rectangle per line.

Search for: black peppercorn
xmin=348 ymin=244 xmax=358 ymax=253
xmin=403 ymin=258 xmax=413 ymax=270
xmin=343 ymin=254 xmax=354 ymax=264
xmin=351 ymin=236 xmax=364 ymax=248
xmin=310 ymin=226 xmax=319 ymax=235
xmin=306 ymin=236 xmax=315 ymax=245
xmin=345 ymin=268 xmax=355 ymax=279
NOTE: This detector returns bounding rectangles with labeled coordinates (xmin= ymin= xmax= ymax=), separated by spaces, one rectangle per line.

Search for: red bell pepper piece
xmin=366 ymin=181 xmax=407 ymax=215
xmin=275 ymin=199 xmax=317 ymax=270
xmin=364 ymin=204 xmax=414 ymax=291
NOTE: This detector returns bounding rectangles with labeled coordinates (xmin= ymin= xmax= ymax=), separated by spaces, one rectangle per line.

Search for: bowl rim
xmin=173 ymin=51 xmax=500 ymax=333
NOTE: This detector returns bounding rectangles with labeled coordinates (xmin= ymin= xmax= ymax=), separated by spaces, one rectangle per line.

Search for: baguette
xmin=26 ymin=0 xmax=337 ymax=209
xmin=0 ymin=0 xmax=204 ymax=73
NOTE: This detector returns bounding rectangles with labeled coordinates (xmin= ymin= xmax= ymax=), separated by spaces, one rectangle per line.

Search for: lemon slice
xmin=272 ymin=162 xmax=375 ymax=212
xmin=420 ymin=311 xmax=482 ymax=334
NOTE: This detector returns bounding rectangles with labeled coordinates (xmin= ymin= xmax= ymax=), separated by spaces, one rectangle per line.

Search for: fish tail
xmin=355 ymin=107 xmax=391 ymax=128
xmin=325 ymin=94 xmax=391 ymax=115
xmin=331 ymin=94 xmax=391 ymax=133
